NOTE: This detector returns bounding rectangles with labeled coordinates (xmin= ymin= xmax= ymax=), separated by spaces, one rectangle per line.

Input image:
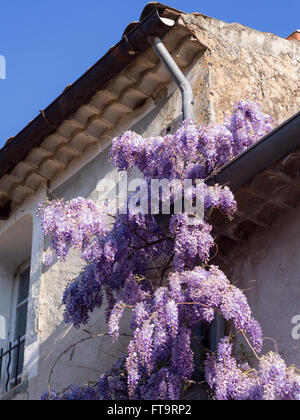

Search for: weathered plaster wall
xmin=226 ymin=208 xmax=300 ymax=367
xmin=0 ymin=192 xmax=39 ymax=399
xmin=0 ymin=212 xmax=33 ymax=354
xmin=0 ymin=266 xmax=12 ymax=356
xmin=181 ymin=13 xmax=300 ymax=124
xmin=25 ymin=92 xmax=186 ymax=399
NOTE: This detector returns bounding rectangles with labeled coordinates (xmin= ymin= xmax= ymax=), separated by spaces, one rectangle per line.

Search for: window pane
xmin=17 ymin=267 xmax=30 ymax=304
xmin=209 ymin=314 xmax=225 ymax=352
xmin=14 ymin=303 xmax=28 ymax=341
xmin=11 ymin=340 xmax=25 ymax=385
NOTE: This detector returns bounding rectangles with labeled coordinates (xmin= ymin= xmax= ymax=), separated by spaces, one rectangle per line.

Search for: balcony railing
xmin=0 ymin=336 xmax=25 ymax=395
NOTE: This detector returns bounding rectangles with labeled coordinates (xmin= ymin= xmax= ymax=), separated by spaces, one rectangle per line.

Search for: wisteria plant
xmin=40 ymin=100 xmax=300 ymax=400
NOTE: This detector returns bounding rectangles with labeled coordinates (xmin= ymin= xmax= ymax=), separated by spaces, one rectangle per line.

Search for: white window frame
xmin=8 ymin=259 xmax=31 ymax=389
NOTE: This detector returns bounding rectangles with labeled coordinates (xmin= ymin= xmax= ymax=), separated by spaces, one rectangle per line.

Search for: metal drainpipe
xmin=148 ymin=35 xmax=194 ymax=121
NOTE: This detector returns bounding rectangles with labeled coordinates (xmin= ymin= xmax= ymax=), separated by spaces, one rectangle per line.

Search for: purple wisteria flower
xmin=39 ymin=101 xmax=300 ymax=401
xmin=205 ymin=338 xmax=300 ymax=400
xmin=170 ymin=213 xmax=214 ymax=270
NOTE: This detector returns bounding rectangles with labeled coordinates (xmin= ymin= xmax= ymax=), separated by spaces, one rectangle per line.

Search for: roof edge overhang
xmin=0 ymin=4 xmax=182 ymax=182
xmin=205 ymin=110 xmax=300 ymax=191
xmin=287 ymin=30 xmax=300 ymax=40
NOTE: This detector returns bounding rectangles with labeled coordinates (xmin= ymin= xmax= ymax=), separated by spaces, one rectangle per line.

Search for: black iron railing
xmin=0 ymin=337 xmax=25 ymax=395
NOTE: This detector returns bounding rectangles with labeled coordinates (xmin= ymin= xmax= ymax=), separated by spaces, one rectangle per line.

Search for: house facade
xmin=0 ymin=2 xmax=299 ymax=399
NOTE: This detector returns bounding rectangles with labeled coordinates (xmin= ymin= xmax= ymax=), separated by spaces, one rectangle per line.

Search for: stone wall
xmin=23 ymin=95 xmax=185 ymax=399
xmin=181 ymin=13 xmax=300 ymax=125
xmin=225 ymin=206 xmax=300 ymax=368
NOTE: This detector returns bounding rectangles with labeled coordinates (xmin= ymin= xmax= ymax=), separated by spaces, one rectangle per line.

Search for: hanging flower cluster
xmin=205 ymin=338 xmax=300 ymax=400
xmin=40 ymin=100 xmax=300 ymax=400
xmin=39 ymin=197 xmax=108 ymax=262
xmin=110 ymin=100 xmax=274 ymax=181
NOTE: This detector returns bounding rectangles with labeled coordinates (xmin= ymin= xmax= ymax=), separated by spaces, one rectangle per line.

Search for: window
xmin=0 ymin=264 xmax=30 ymax=394
xmin=191 ymin=315 xmax=226 ymax=381
xmin=11 ymin=265 xmax=30 ymax=385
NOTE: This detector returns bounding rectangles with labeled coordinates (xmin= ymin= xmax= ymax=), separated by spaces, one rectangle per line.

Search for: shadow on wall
xmin=23 ymin=145 xmax=131 ymax=400
xmin=0 ymin=214 xmax=33 ymax=396
xmin=26 ymin=304 xmax=132 ymax=400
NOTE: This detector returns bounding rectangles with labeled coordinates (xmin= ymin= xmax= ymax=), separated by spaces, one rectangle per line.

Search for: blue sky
xmin=0 ymin=0 xmax=299 ymax=148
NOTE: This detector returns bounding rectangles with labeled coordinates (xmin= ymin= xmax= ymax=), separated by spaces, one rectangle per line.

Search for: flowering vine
xmin=40 ymin=100 xmax=300 ymax=400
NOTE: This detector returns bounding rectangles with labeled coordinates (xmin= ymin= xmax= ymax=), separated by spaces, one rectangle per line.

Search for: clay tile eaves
xmin=0 ymin=3 xmax=180 ymax=180
xmin=287 ymin=30 xmax=300 ymax=41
